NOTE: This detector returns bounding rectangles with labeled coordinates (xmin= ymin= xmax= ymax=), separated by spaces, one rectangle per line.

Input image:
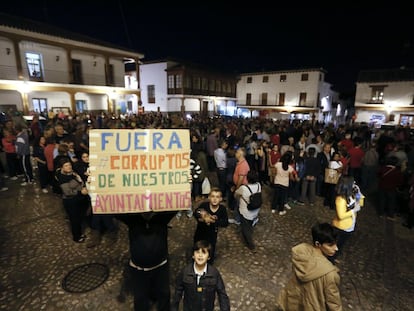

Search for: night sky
xmin=1 ymin=1 xmax=413 ymax=94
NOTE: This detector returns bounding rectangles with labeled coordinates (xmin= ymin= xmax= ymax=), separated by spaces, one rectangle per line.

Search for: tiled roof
xmin=357 ymin=67 xmax=414 ymax=82
xmin=0 ymin=12 xmax=142 ymax=54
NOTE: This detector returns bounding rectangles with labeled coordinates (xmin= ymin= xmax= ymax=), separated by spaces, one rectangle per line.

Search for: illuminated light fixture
xmin=108 ymin=90 xmax=117 ymax=100
xmin=19 ymin=81 xmax=31 ymax=94
xmin=385 ymin=104 xmax=393 ymax=114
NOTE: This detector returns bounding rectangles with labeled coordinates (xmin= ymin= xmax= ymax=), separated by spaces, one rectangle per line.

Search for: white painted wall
xmin=140 ymin=62 xmax=169 ymax=112
xmin=0 ymin=90 xmax=22 ymax=111
xmin=20 ymin=41 xmax=69 ymax=83
xmin=355 ymin=81 xmax=414 ymax=107
xmin=237 ymin=70 xmax=322 ymax=107
xmin=355 ymin=81 xmax=414 ymax=124
xmin=28 ymin=91 xmax=70 ymax=111
xmin=0 ymin=37 xmax=18 ymax=79
xmin=75 ymin=93 xmax=108 ymax=111
xmin=167 ymin=98 xmax=183 ymax=112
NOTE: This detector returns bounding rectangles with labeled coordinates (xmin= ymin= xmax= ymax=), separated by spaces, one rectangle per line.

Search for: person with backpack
xmin=234 ymin=170 xmax=262 ymax=252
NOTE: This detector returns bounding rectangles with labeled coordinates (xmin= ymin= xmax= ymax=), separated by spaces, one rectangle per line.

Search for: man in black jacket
xmin=117 ymin=211 xmax=176 ymax=311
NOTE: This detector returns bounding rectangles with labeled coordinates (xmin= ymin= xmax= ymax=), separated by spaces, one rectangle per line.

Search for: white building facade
xmin=135 ymin=60 xmax=238 ymax=116
xmin=0 ymin=13 xmax=144 ymax=116
xmin=236 ymin=68 xmax=343 ymax=124
xmin=354 ymin=68 xmax=414 ymax=126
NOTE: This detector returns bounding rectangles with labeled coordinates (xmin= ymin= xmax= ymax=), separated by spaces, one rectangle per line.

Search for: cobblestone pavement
xmin=1 ymin=173 xmax=413 ymax=311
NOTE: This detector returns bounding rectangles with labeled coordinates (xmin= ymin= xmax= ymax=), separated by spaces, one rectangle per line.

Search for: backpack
xmin=243 ymin=183 xmax=262 ymax=210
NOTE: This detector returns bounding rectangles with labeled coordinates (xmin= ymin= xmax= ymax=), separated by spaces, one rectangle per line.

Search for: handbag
xmin=201 ymin=177 xmax=211 ymax=195
xmin=325 ymin=168 xmax=340 ymax=184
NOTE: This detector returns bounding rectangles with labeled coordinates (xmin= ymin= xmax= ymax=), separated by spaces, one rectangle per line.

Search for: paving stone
xmin=0 ymin=174 xmax=413 ymax=310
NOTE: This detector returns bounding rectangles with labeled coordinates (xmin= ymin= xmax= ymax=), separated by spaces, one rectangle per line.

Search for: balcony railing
xmin=0 ymin=65 xmax=127 ymax=88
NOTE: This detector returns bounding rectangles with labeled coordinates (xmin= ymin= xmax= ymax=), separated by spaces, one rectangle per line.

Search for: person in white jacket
xmin=234 ymin=170 xmax=262 ymax=252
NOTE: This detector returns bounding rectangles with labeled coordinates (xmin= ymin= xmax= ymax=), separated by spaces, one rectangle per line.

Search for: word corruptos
xmin=110 ymin=153 xmax=189 ymax=170
xmin=101 ymin=131 xmax=183 ymax=151
xmin=93 ymin=191 xmax=192 ymax=213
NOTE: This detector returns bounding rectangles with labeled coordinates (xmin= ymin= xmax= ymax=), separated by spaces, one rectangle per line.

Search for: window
xmin=175 ymin=74 xmax=182 ymax=88
xmin=76 ymin=100 xmax=86 ymax=113
xmin=209 ymin=79 xmax=215 ymax=91
xmin=26 ymin=52 xmax=43 ymax=80
xmin=184 ymin=76 xmax=191 ymax=88
xmin=301 ymin=73 xmax=309 ymax=81
xmin=247 ymin=77 xmax=252 ymax=83
xmin=246 ymin=93 xmax=252 ymax=106
xmin=193 ymin=77 xmax=200 ymax=90
xmin=221 ymin=82 xmax=227 ymax=93
xmin=280 ymin=75 xmax=286 ymax=82
xmin=263 ymin=76 xmax=269 ymax=83
xmin=261 ymin=93 xmax=268 ymax=105
xmin=278 ymin=93 xmax=285 ymax=106
xmin=168 ymin=75 xmax=174 ymax=89
xmin=72 ymin=59 xmax=83 ymax=84
xmin=201 ymin=78 xmax=208 ymax=90
xmin=370 ymin=86 xmax=385 ymax=102
xmin=106 ymin=64 xmax=114 ymax=86
xmin=147 ymin=85 xmax=155 ymax=103
xmin=299 ymin=92 xmax=307 ymax=106
xmin=400 ymin=115 xmax=414 ymax=126
xmin=32 ymin=98 xmax=47 ymax=113
xmin=216 ymin=80 xmax=221 ymax=92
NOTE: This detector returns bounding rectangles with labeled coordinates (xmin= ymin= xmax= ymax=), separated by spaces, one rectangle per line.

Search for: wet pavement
xmin=1 ymin=172 xmax=413 ymax=311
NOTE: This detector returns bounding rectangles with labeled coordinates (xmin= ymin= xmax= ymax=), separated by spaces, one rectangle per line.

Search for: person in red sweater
xmin=44 ymin=137 xmax=59 ymax=193
xmin=348 ymin=137 xmax=365 ymax=185
xmin=2 ymin=129 xmax=19 ymax=179
xmin=268 ymin=143 xmax=281 ymax=184
xmin=338 ymin=132 xmax=354 ymax=152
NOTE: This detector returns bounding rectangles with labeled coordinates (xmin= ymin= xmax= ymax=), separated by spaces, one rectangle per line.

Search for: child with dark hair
xmin=277 ymin=223 xmax=342 ymax=310
xmin=193 ymin=187 xmax=229 ymax=264
xmin=172 ymin=240 xmax=230 ymax=311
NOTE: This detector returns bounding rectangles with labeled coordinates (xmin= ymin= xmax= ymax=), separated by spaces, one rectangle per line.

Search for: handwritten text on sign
xmin=89 ymin=129 xmax=191 ymax=214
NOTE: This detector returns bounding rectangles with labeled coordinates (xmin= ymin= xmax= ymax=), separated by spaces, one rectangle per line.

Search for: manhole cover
xmin=62 ymin=263 xmax=109 ymax=293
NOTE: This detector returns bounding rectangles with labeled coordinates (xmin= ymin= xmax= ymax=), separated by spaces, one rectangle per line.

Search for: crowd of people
xmin=1 ymin=109 xmax=414 ymax=310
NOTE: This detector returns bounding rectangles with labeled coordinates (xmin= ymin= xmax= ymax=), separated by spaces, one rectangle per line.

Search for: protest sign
xmin=88 ymin=129 xmax=191 ymax=214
